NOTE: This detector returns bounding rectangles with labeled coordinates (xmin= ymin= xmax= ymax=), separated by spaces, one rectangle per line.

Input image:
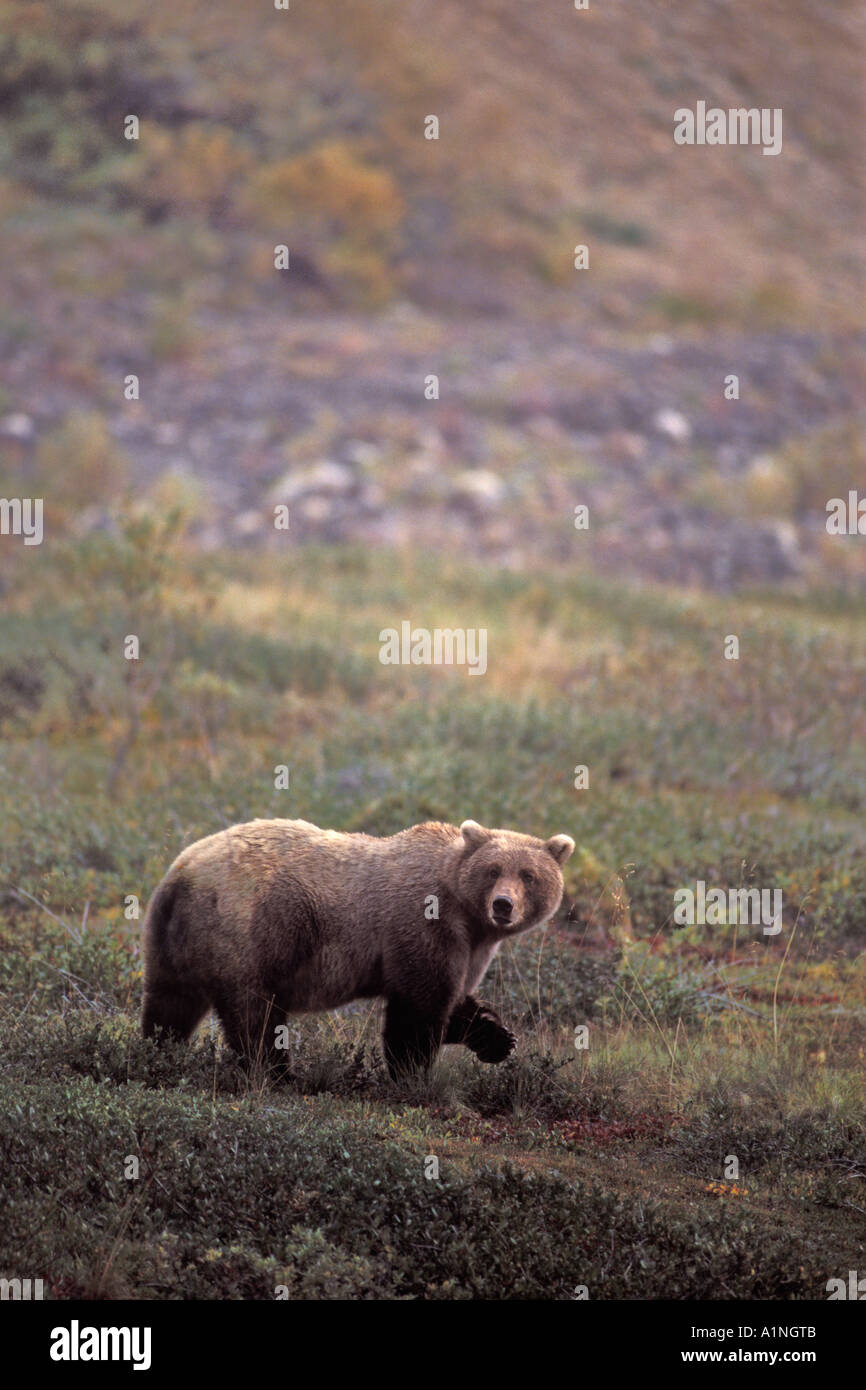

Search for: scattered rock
xmin=296 ymin=495 xmax=336 ymax=524
xmin=267 ymin=460 xmax=356 ymax=504
xmin=0 ymin=412 xmax=34 ymax=441
xmin=652 ymin=408 xmax=692 ymax=443
xmin=1 ymin=313 xmax=855 ymax=592
xmin=451 ymin=469 xmax=506 ymax=509
xmin=343 ymin=440 xmax=381 ymax=468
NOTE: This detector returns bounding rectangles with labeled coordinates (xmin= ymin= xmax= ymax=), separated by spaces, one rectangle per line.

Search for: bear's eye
xmin=520 ymin=870 xmax=536 ymax=886
xmin=487 ymin=865 xmax=502 ymax=880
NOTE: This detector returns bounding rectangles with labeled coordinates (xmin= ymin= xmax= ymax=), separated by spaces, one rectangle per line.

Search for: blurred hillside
xmin=0 ymin=0 xmax=864 ymax=589
xmin=2 ymin=0 xmax=863 ymax=319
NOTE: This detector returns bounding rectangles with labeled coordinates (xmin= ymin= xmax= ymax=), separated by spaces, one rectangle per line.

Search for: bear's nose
xmin=492 ymin=895 xmax=513 ymax=919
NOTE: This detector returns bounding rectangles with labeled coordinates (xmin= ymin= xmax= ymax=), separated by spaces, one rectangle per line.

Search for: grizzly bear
xmin=141 ymin=817 xmax=575 ymax=1077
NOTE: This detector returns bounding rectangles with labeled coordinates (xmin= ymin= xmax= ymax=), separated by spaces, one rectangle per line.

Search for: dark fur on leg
xmin=383 ymin=997 xmax=447 ymax=1079
xmin=214 ymin=990 xmax=288 ymax=1073
xmin=142 ymin=984 xmax=209 ymax=1044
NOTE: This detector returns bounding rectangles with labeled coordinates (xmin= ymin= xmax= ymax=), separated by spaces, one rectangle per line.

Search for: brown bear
xmin=141 ymin=817 xmax=575 ymax=1077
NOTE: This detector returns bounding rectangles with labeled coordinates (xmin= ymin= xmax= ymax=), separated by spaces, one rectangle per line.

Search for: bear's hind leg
xmin=142 ymin=983 xmax=209 ymax=1045
xmin=383 ymin=997 xmax=448 ymax=1080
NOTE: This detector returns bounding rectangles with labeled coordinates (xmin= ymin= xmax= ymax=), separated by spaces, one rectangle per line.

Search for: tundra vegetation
xmin=0 ymin=524 xmax=864 ymax=1299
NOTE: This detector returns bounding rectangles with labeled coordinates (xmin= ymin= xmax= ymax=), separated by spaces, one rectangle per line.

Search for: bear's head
xmin=456 ymin=819 xmax=575 ymax=936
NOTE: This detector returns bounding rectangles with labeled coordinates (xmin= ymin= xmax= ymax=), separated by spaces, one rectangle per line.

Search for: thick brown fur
xmin=141 ymin=817 xmax=575 ymax=1078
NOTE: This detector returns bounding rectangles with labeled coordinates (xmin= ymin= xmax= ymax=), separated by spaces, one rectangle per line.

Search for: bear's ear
xmin=545 ymin=834 xmax=575 ymax=866
xmin=460 ymin=820 xmax=490 ymax=852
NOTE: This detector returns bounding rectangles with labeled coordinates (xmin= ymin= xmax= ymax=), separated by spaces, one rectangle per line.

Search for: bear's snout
xmin=488 ymin=880 xmax=524 ymax=929
xmin=491 ymin=894 xmax=514 ymax=923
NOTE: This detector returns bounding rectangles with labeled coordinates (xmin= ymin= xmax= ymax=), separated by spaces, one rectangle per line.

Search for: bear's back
xmin=169 ymin=817 xmax=460 ymax=908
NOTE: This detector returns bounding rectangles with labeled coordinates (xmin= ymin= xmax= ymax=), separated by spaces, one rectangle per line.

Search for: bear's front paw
xmin=471 ymin=1022 xmax=517 ymax=1064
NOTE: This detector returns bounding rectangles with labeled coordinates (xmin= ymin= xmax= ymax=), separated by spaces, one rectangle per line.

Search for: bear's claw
xmin=469 ymin=1019 xmax=518 ymax=1063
